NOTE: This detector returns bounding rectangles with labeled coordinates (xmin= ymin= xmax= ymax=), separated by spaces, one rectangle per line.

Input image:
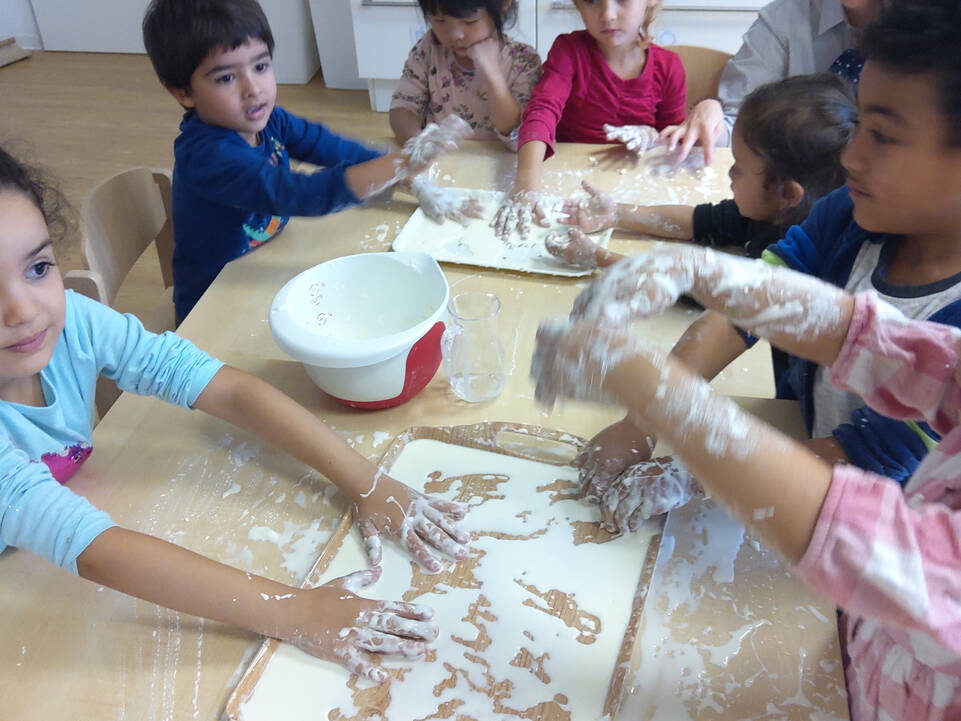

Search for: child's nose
xmin=1 ymin=287 xmax=39 ymax=327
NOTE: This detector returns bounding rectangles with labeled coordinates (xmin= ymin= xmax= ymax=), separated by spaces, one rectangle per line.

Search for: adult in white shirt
xmin=663 ymin=0 xmax=880 ymax=162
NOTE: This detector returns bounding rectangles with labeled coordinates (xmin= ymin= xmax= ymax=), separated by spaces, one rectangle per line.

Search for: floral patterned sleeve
xmin=390 ymin=36 xmax=431 ymax=124
xmin=496 ymin=39 xmax=544 ymax=151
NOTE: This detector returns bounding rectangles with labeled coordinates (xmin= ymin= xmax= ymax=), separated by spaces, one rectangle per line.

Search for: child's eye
xmin=870 ymin=129 xmax=894 ymax=145
xmin=255 ymin=61 xmax=270 ymax=73
xmin=215 ymin=73 xmax=234 ymax=84
xmin=27 ymin=261 xmax=53 ymax=280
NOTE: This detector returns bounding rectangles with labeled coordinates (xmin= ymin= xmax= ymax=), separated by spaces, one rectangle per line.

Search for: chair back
xmin=65 ymin=167 xmax=174 ymax=305
xmin=666 ymin=45 xmax=733 ymax=114
xmin=63 ymin=167 xmax=176 ymax=420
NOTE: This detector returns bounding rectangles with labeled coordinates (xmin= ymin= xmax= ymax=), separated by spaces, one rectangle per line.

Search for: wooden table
xmin=0 ymin=142 xmax=849 ymax=720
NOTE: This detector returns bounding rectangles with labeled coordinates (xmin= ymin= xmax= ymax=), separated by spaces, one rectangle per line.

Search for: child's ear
xmin=165 ymin=84 xmax=196 ymax=110
xmin=778 ymin=180 xmax=805 ymax=210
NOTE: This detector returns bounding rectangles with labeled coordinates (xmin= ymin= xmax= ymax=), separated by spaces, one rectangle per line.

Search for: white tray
xmin=392 ymin=189 xmax=612 ymax=277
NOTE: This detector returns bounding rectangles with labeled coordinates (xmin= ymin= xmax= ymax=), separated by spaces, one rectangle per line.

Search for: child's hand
xmin=531 ymin=318 xmax=655 ymax=409
xmin=604 ymin=124 xmax=659 ymax=155
xmin=400 ymin=115 xmax=472 ymax=177
xmin=545 ymin=228 xmax=600 ymax=269
xmin=491 ymin=190 xmax=551 ymax=241
xmin=290 ymin=567 xmax=438 ymax=683
xmin=599 ymin=457 xmax=702 ymax=534
xmin=352 ymin=472 xmax=470 ymax=573
xmin=559 ymin=181 xmax=619 ymax=233
xmin=576 ymin=415 xmax=655 ymax=502
xmin=658 ymin=98 xmax=728 ymax=165
xmin=570 ymin=247 xmax=698 ymax=323
xmin=409 ymin=176 xmax=485 ymax=226
xmin=465 ymin=36 xmax=503 ymax=83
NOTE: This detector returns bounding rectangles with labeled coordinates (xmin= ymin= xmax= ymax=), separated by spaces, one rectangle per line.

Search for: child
xmin=576 ymin=0 xmax=961 ymax=510
xmin=546 ymin=73 xmax=856 ymax=269
xmin=390 ymin=0 xmax=542 ymax=151
xmin=531 ymin=243 xmax=961 ymax=720
xmin=142 ymin=0 xmax=471 ymax=322
xmin=0 ymin=147 xmax=470 ymax=683
xmin=493 ymin=0 xmax=686 ymax=240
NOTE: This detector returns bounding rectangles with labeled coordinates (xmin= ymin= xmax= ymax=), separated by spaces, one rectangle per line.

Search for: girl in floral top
xmin=390 ymin=0 xmax=542 ymax=151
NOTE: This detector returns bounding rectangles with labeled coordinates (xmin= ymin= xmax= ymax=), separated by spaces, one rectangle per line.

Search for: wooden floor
xmin=0 ymin=51 xmax=390 ymax=318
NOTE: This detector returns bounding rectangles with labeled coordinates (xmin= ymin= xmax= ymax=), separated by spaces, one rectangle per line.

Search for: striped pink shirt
xmin=794 ymin=291 xmax=961 ymax=720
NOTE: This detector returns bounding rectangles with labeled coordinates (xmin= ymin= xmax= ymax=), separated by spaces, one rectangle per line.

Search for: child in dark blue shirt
xmin=143 ymin=0 xmax=470 ymax=321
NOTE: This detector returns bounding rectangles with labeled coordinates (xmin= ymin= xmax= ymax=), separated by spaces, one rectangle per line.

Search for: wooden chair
xmin=63 ymin=167 xmax=176 ymax=418
xmin=666 ymin=45 xmax=734 ymax=114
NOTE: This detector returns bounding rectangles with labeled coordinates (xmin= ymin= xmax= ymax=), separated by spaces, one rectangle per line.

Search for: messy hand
xmin=559 ymin=180 xmax=619 ymax=233
xmin=491 ymin=189 xmax=551 ymax=241
xmin=410 ymin=176 xmax=485 ymax=225
xmin=291 ymin=567 xmax=439 ymax=683
xmin=570 ymin=246 xmax=698 ymax=323
xmin=545 ymin=227 xmax=600 ymax=269
xmin=658 ymin=98 xmax=728 ymax=165
xmin=576 ymin=415 xmax=655 ymax=502
xmin=599 ymin=457 xmax=702 ymax=534
xmin=400 ymin=115 xmax=472 ymax=178
xmin=531 ymin=318 xmax=657 ymax=409
xmin=352 ymin=472 xmax=470 ymax=573
xmin=604 ymin=123 xmax=660 ymax=155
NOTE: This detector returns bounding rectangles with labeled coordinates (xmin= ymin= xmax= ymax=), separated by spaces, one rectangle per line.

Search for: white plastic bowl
xmin=269 ymin=252 xmax=449 ymax=408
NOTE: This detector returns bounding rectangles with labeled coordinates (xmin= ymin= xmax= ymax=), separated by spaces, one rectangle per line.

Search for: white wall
xmin=15 ymin=0 xmax=319 ymax=83
xmin=0 ymin=0 xmax=42 ymax=49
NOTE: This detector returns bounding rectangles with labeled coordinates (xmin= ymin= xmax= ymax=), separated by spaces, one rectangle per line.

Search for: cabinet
xmin=29 ymin=0 xmax=320 ymax=84
xmin=351 ymin=0 xmax=764 ymax=111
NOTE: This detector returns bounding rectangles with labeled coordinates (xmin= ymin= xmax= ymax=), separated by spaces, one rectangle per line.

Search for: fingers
xmin=702 ymin=127 xmax=717 ymax=166
xmin=353 ymin=631 xmax=428 ymax=657
xmin=428 ymin=498 xmax=468 ymax=521
xmin=404 ymin=526 xmax=444 ymax=573
xmin=582 ymin=180 xmax=604 ymax=199
xmin=343 ymin=648 xmax=391 ymax=684
xmin=359 ymin=518 xmax=383 ymax=564
xmin=423 ymin=503 xmax=471 ymax=543
xmin=362 ymin=610 xmax=440 ymax=641
xmin=379 ymin=600 xmax=435 ymax=620
xmin=533 ymin=199 xmax=551 ymax=228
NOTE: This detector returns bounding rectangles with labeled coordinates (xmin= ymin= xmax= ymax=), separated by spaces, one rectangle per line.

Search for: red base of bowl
xmin=330 ymin=321 xmax=445 ymax=410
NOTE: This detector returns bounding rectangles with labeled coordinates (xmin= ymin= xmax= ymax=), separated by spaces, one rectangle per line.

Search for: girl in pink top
xmin=531 ymin=245 xmax=961 ymax=720
xmin=390 ymin=0 xmax=542 ymax=151
xmin=493 ymin=0 xmax=686 ymax=240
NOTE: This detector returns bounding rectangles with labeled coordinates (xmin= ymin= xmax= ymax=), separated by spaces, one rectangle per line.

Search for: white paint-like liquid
xmin=392 ymin=189 xmax=613 ymax=277
xmin=237 ymin=439 xmax=659 ymax=721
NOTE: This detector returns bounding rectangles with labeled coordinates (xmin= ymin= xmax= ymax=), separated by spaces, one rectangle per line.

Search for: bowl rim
xmin=268 ymin=251 xmax=449 ymax=368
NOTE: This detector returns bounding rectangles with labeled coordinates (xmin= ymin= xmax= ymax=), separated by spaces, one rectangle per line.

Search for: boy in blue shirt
xmin=575 ymin=0 xmax=961 ymax=530
xmin=143 ymin=0 xmax=470 ymax=321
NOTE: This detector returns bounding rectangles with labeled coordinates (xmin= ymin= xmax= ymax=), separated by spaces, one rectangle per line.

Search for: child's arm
xmin=77 ymin=527 xmax=436 ymax=682
xmin=389 ymin=108 xmax=424 ymax=147
xmin=192 ymin=366 xmax=469 ymax=572
xmin=533 ymin=294 xmax=961 ymax=655
xmin=466 ymin=37 xmax=522 ymax=138
xmin=389 ymin=39 xmax=432 ymax=146
xmin=490 ymin=140 xmax=551 ymax=240
xmin=532 ymin=320 xmax=833 ymax=562
xmin=559 ymin=181 xmax=694 ymax=238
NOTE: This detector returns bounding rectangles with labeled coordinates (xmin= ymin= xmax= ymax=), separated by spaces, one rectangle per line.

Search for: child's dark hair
xmin=417 ymin=0 xmax=517 ymax=38
xmin=858 ymin=0 xmax=961 ymax=147
xmin=737 ymin=73 xmax=857 ymax=227
xmin=143 ymin=0 xmax=275 ymax=91
xmin=0 ymin=145 xmax=72 ymax=253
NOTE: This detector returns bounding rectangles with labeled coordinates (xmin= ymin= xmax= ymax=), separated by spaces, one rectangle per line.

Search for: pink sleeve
xmin=829 ymin=291 xmax=961 ymax=437
xmin=794 ymin=463 xmax=961 ymax=656
xmin=390 ymin=37 xmax=430 ymax=120
xmin=518 ymin=34 xmax=577 ymax=158
xmin=654 ymin=49 xmax=687 ymax=129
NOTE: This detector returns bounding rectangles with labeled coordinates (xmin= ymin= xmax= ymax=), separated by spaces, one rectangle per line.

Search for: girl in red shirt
xmin=493 ymin=0 xmax=686 ymax=239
